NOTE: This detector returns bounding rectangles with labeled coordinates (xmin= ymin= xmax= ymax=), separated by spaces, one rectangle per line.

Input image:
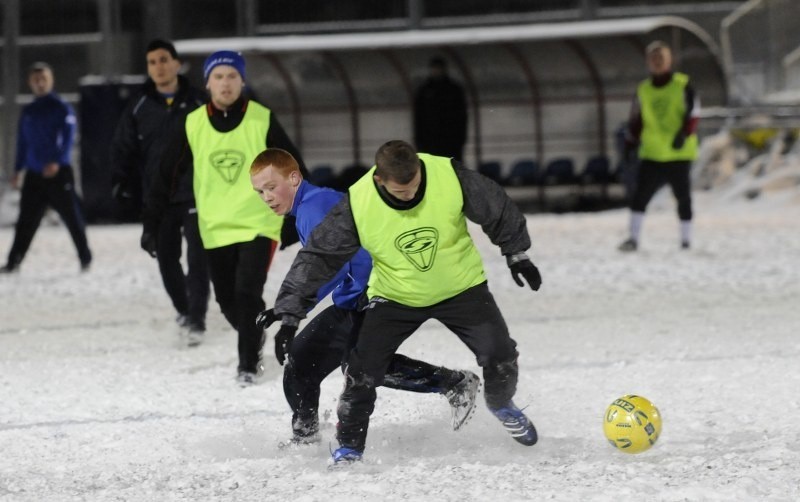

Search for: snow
xmin=1 ymin=192 xmax=799 ymax=501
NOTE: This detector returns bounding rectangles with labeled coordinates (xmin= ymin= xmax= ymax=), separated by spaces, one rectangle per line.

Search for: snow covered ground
xmin=1 ymin=191 xmax=799 ymax=501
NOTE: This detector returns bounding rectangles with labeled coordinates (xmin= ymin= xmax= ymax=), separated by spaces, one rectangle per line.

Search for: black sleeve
xmin=109 ymin=98 xmax=142 ymax=197
xmin=142 ymin=121 xmax=192 ymax=234
xmin=453 ymin=160 xmax=531 ymax=256
xmin=266 ymin=112 xmax=308 ymax=248
xmin=274 ymin=196 xmax=362 ymax=319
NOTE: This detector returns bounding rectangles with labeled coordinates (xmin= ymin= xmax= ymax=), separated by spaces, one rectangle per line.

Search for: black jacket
xmin=274 ymin=159 xmax=531 ymax=319
xmin=110 ymin=75 xmax=206 ymax=206
xmin=143 ymin=97 xmax=307 ymax=247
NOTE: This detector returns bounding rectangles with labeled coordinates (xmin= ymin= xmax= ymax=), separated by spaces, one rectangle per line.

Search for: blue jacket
xmin=291 ymin=180 xmax=371 ymax=310
xmin=15 ymin=93 xmax=76 ymax=174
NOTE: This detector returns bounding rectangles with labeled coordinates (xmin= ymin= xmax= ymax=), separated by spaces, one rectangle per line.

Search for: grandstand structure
xmin=1 ymin=0 xmax=798 ymax=217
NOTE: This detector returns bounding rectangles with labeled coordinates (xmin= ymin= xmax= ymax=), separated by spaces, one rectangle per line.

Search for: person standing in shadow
xmin=413 ymin=56 xmax=468 ymax=163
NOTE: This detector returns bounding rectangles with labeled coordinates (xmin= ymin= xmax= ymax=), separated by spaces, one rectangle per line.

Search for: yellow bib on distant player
xmin=637 ymin=72 xmax=698 ymax=162
xmin=349 ymin=153 xmax=485 ymax=307
xmin=185 ymin=102 xmax=282 ymax=249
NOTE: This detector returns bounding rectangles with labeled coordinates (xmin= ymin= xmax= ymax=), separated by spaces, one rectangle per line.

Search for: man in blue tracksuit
xmin=1 ymin=62 xmax=92 ymax=273
xmin=250 ymin=148 xmax=479 ymax=445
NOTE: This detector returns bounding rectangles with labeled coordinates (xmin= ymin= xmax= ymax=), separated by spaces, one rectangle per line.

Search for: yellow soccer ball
xmin=603 ymin=395 xmax=662 ymax=454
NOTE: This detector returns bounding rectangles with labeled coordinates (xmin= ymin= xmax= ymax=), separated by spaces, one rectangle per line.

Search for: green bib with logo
xmin=185 ymin=102 xmax=283 ymax=248
xmin=637 ymin=72 xmax=698 ymax=162
xmin=349 ymin=153 xmax=485 ymax=307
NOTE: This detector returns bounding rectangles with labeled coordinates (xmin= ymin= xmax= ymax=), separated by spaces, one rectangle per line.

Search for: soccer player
xmin=267 ymin=140 xmax=542 ymax=464
xmin=619 ymin=41 xmax=700 ymax=251
xmin=250 ymin=148 xmax=479 ymax=445
xmin=144 ymin=50 xmax=305 ymax=384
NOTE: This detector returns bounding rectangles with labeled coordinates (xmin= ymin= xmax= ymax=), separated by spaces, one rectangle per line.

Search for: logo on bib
xmin=395 ymin=227 xmax=438 ymax=271
xmin=209 ymin=150 xmax=246 ymax=184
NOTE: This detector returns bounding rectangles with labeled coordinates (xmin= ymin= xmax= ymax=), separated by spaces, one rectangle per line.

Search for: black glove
xmin=274 ymin=324 xmax=298 ymax=366
xmin=140 ymin=231 xmax=157 ymax=258
xmin=255 ymin=308 xmax=278 ymax=330
xmin=672 ymin=131 xmax=687 ymax=150
xmin=507 ymin=253 xmax=542 ymax=291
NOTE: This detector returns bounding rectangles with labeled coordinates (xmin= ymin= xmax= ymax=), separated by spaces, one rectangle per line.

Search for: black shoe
xmin=292 ymin=415 xmax=319 ymax=439
xmin=0 ymin=260 xmax=20 ymax=274
xmin=236 ymin=371 xmax=258 ymax=387
xmin=175 ymin=314 xmax=189 ymax=328
xmin=681 ymin=241 xmax=690 ymax=250
xmin=0 ymin=263 xmax=19 ymax=274
xmin=618 ymin=238 xmax=638 ymax=252
xmin=186 ymin=323 xmax=205 ymax=347
xmin=80 ymin=260 xmax=91 ymax=272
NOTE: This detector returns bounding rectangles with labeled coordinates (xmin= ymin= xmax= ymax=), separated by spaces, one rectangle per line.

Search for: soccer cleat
xmin=489 ymin=401 xmax=538 ymax=446
xmin=618 ymin=238 xmax=638 ymax=252
xmin=445 ymin=370 xmax=480 ymax=431
xmin=331 ymin=447 xmax=362 ymax=465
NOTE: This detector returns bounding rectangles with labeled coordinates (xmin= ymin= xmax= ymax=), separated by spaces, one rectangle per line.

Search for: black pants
xmin=630 ymin=160 xmax=693 ymax=221
xmin=285 ymin=304 xmax=464 ymax=433
xmin=206 ymin=236 xmax=275 ymax=373
xmin=6 ymin=166 xmax=91 ymax=267
xmin=156 ymin=204 xmax=209 ymax=325
xmin=337 ymin=282 xmax=520 ymax=451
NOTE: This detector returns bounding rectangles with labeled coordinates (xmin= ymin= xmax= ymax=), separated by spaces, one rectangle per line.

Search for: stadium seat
xmin=580 ymin=155 xmax=611 ymax=184
xmin=541 ymin=158 xmax=576 ymax=185
xmin=504 ymin=159 xmax=539 ymax=186
xmin=310 ymin=165 xmax=336 ymax=187
xmin=334 ymin=164 xmax=369 ymax=191
xmin=478 ymin=161 xmax=503 ymax=183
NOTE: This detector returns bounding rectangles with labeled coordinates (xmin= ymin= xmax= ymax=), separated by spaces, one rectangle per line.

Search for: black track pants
xmin=630 ymin=160 xmax=693 ymax=221
xmin=206 ymin=237 xmax=275 ymax=373
xmin=7 ymin=166 xmax=91 ymax=267
xmin=336 ymin=282 xmax=520 ymax=451
xmin=284 ymin=304 xmax=463 ymax=433
xmin=156 ymin=204 xmax=209 ymax=324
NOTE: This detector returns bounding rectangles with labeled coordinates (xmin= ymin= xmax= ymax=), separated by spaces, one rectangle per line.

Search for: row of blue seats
xmin=479 ymin=155 xmax=618 ymax=187
xmin=308 ymin=155 xmax=620 ymax=190
xmin=308 ymin=164 xmax=369 ymax=190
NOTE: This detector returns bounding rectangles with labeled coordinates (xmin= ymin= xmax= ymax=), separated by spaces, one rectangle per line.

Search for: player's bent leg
xmin=382 ymin=354 xmax=481 ymax=431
